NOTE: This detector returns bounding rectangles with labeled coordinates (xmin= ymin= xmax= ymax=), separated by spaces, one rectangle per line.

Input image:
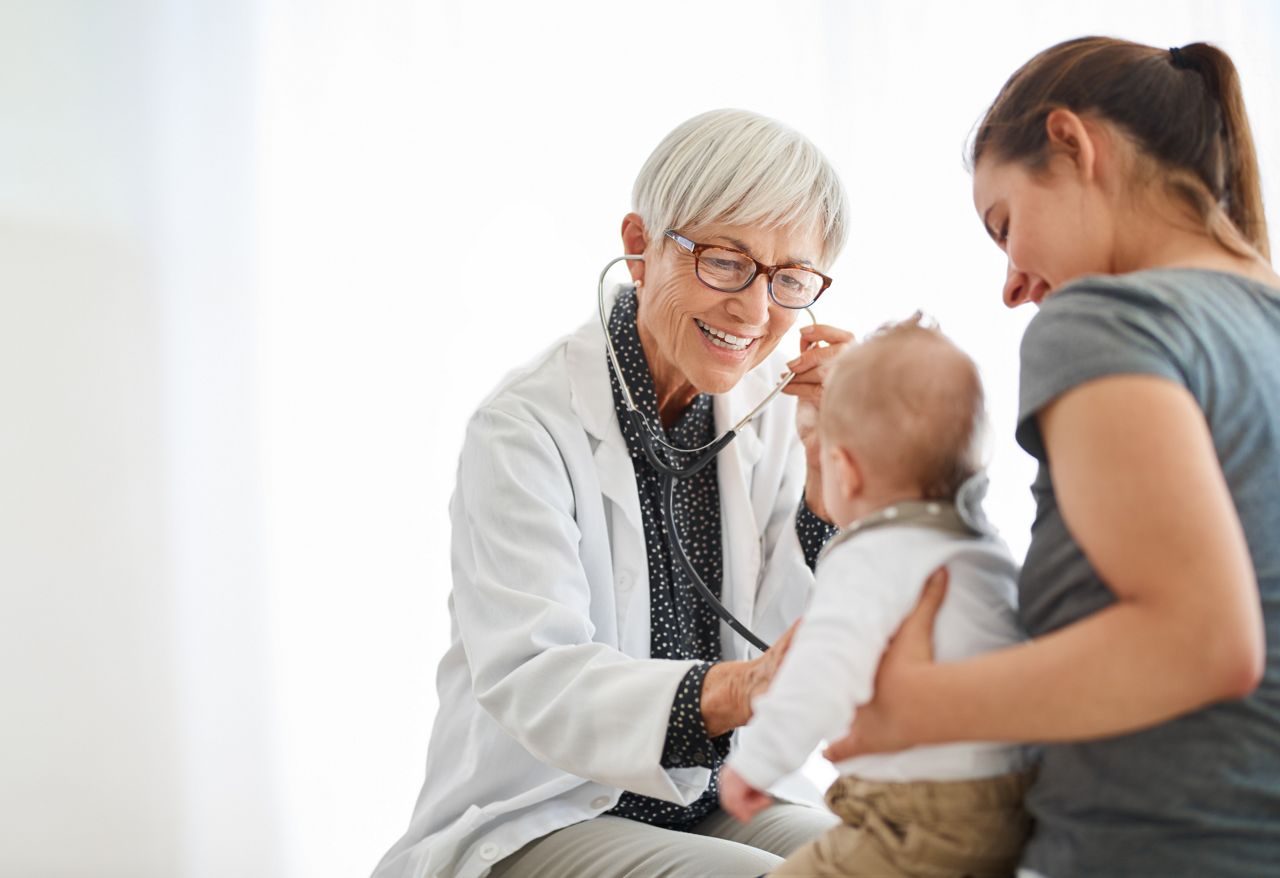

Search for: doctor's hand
xmin=824 ymin=567 xmax=949 ymax=762
xmin=784 ymin=323 xmax=855 ymax=523
xmin=701 ymin=619 xmax=801 ymax=737
xmin=718 ymin=765 xmax=772 ymax=823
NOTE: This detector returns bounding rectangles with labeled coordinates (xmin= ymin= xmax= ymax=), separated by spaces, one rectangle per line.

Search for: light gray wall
xmin=0 ymin=2 xmax=278 ymax=875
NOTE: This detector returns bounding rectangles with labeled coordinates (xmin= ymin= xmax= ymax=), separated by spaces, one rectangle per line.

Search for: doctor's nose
xmin=1002 ymin=261 xmax=1031 ymax=309
xmin=727 ymin=273 xmax=772 ymax=325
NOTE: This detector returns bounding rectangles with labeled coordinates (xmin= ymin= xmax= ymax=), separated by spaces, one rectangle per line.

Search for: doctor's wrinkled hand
xmin=784 ymin=323 xmax=855 ymax=522
xmin=701 ymin=618 xmax=801 ymax=737
xmin=824 ymin=568 xmax=950 ymax=762
xmin=718 ymin=765 xmax=772 ymax=823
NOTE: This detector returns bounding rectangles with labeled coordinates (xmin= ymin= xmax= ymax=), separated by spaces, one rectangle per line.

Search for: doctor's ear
xmin=620 ymin=213 xmax=649 ymax=286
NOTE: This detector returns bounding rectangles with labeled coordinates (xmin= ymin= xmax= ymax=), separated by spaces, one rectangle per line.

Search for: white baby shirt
xmin=728 ymin=521 xmax=1031 ymax=790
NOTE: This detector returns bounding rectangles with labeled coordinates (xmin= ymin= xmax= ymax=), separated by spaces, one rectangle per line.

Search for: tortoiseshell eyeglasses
xmin=664 ymin=229 xmax=831 ymax=309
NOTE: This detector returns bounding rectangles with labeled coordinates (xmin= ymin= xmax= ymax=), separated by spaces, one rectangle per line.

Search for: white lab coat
xmin=373 ymin=291 xmax=818 ymax=878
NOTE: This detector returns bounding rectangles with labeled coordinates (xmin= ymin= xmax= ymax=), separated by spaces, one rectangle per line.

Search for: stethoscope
xmin=597 ymin=255 xmax=817 ymax=652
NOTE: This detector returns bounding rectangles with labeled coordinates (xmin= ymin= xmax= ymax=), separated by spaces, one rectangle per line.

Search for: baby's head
xmin=819 ymin=316 xmax=986 ymax=528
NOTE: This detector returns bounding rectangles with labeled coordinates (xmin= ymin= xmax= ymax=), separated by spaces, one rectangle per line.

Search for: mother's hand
xmin=783 ymin=323 xmax=854 ymax=521
xmin=823 ymin=568 xmax=949 ymax=762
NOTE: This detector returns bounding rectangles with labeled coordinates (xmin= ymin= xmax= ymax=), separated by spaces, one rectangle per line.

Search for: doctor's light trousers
xmin=486 ymin=801 xmax=837 ymax=878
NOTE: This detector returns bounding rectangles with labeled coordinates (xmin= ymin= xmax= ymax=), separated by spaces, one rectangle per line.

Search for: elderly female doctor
xmin=374 ymin=110 xmax=852 ymax=878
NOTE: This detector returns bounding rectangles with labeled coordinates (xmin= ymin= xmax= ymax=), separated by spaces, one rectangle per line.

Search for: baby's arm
xmin=719 ymin=763 xmax=772 ymax=822
xmin=725 ymin=547 xmax=919 ymax=793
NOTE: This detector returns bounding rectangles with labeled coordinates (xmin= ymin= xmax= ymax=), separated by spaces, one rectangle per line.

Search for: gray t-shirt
xmin=1015 ymin=268 xmax=1280 ymax=877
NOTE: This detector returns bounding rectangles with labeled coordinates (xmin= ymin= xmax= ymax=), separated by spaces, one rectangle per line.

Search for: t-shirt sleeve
xmin=1016 ymin=281 xmax=1193 ymax=460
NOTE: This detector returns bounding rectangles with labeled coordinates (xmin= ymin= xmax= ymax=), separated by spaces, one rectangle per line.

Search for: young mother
xmin=828 ymin=37 xmax=1280 ymax=877
xmin=373 ymin=110 xmax=853 ymax=878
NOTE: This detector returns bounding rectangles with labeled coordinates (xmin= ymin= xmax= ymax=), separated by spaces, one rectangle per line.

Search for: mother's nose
xmin=1002 ymin=261 xmax=1031 ymax=309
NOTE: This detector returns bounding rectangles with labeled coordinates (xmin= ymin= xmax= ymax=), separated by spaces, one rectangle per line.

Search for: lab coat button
xmin=616 ymin=574 xmax=630 ymax=590
xmin=479 ymin=843 xmax=499 ymax=861
xmin=591 ymin=795 xmax=611 ymax=809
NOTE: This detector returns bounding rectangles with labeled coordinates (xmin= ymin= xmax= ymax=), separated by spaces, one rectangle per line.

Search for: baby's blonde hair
xmin=820 ymin=316 xmax=987 ymax=501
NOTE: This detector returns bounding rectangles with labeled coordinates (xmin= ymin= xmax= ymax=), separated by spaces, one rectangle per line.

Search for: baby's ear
xmin=832 ymin=445 xmax=863 ymax=499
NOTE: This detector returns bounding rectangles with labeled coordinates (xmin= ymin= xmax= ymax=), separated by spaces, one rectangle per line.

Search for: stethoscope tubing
xmin=661 ymin=471 xmax=771 ymax=652
xmin=599 ymin=253 xmax=816 ymax=653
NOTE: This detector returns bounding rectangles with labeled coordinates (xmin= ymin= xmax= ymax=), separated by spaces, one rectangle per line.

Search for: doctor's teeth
xmin=696 ymin=319 xmax=753 ymax=350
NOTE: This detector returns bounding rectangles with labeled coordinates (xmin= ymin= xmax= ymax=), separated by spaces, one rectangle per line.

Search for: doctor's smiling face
xmin=621 ymin=213 xmax=821 ymax=417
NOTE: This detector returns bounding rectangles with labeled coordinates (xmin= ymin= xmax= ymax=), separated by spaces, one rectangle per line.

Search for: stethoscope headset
xmin=597 ymin=255 xmax=819 ymax=652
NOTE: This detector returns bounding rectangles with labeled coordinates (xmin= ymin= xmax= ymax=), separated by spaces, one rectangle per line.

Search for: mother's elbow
xmin=1203 ymin=608 xmax=1266 ymax=701
xmin=1216 ymin=634 xmax=1266 ymax=700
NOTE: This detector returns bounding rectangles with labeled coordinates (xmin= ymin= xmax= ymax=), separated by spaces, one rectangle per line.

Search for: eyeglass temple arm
xmin=665 ymin=230 xmax=695 ymax=251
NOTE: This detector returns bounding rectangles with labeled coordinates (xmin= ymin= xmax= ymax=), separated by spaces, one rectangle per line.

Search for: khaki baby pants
xmin=770 ymin=769 xmax=1036 ymax=878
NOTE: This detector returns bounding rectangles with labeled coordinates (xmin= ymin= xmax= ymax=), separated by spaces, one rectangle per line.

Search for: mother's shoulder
xmin=1053 ymin=267 xmax=1256 ymax=309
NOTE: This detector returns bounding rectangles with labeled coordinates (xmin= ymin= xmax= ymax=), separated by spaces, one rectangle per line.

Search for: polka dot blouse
xmin=604 ymin=287 xmax=836 ymax=829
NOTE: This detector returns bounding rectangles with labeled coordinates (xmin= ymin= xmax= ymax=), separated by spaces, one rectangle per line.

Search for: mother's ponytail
xmin=1175 ymin=43 xmax=1269 ymax=260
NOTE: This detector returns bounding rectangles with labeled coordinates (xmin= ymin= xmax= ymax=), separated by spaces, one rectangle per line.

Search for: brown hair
xmin=820 ymin=316 xmax=986 ymax=502
xmin=972 ymin=37 xmax=1269 ymax=261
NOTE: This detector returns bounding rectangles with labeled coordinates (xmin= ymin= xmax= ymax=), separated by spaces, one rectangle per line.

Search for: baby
xmin=720 ymin=317 xmax=1034 ymax=878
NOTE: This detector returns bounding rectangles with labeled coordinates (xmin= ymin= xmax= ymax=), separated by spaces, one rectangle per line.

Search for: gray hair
xmin=632 ymin=109 xmax=849 ymax=269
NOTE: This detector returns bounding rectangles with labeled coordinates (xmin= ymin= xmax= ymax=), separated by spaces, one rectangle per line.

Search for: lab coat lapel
xmin=566 ymin=294 xmax=643 ymax=537
xmin=566 ymin=295 xmax=650 ymax=658
xmin=714 ymin=370 xmax=768 ymax=661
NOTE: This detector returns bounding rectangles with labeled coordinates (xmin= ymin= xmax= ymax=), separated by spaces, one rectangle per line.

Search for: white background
xmin=3 ymin=1 xmax=1278 ymax=876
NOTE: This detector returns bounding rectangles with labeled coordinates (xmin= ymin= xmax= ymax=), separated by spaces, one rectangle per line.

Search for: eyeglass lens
xmin=694 ymin=248 xmax=823 ymax=308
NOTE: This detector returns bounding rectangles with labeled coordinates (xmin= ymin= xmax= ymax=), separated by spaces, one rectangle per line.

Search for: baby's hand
xmin=718 ymin=765 xmax=772 ymax=823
